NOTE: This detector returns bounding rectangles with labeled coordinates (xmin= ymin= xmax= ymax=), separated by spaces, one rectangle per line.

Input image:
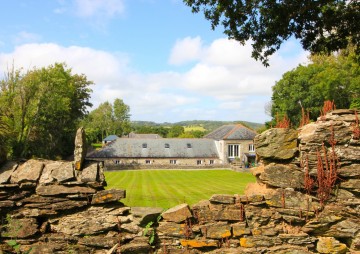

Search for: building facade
xmin=204 ymin=124 xmax=257 ymax=166
xmin=87 ymin=124 xmax=257 ymax=169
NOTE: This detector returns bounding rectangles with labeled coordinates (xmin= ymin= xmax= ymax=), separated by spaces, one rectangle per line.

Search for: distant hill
xmin=131 ymin=120 xmax=264 ymax=133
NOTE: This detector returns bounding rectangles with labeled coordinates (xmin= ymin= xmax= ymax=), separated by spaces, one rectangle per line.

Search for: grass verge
xmin=105 ymin=169 xmax=255 ymax=209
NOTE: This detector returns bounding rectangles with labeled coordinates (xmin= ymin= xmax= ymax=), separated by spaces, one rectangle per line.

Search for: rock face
xmin=151 ymin=109 xmax=360 ymax=253
xmin=162 ymin=203 xmax=192 ymax=223
xmin=0 ymin=109 xmax=359 ymax=253
xmin=0 ymin=159 xmax=129 ymax=253
xmin=254 ymin=128 xmax=299 ymax=161
xmin=74 ymin=127 xmax=87 ymax=170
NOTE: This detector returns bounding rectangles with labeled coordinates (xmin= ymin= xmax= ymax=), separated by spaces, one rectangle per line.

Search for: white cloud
xmin=172 ymin=37 xmax=309 ymax=122
xmin=203 ymin=39 xmax=253 ymax=67
xmin=74 ymin=0 xmax=125 ymax=18
xmin=0 ymin=43 xmax=129 ymax=107
xmin=0 ymin=38 xmax=309 ymax=124
xmin=168 ymin=36 xmax=203 ymax=65
xmin=169 ymin=37 xmax=307 ymax=103
xmin=0 ymin=43 xmax=126 ymax=80
xmin=0 ymin=43 xmax=198 ymax=122
xmin=178 ymin=38 xmax=309 ymax=99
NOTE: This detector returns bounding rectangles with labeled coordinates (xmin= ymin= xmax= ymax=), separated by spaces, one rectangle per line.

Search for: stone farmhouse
xmin=87 ymin=124 xmax=257 ymax=169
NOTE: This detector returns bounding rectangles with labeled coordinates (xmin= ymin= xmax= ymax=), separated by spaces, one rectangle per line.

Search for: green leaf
xmin=7 ymin=239 xmax=18 ymax=247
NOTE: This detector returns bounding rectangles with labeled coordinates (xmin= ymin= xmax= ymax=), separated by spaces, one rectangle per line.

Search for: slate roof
xmin=87 ymin=138 xmax=219 ymax=159
xmin=103 ymin=135 xmax=119 ymax=142
xmin=124 ymin=132 xmax=162 ymax=139
xmin=204 ymin=124 xmax=257 ymax=140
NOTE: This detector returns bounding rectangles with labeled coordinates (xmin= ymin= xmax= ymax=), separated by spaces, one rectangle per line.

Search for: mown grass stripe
xmin=151 ymin=171 xmax=180 ymax=208
xmin=104 ymin=169 xmax=255 ymax=208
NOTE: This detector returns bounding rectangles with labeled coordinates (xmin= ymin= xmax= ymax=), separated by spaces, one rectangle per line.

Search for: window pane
xmin=228 ymin=145 xmax=233 ymax=157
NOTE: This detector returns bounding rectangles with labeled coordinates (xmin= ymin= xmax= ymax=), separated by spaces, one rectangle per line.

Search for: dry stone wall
xmin=153 ymin=109 xmax=360 ymax=253
xmin=0 ymin=159 xmax=132 ymax=253
xmin=0 ymin=109 xmax=359 ymax=253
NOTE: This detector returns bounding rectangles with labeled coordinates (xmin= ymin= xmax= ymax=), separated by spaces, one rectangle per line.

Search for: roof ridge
xmin=238 ymin=123 xmax=257 ymax=134
xmin=223 ymin=124 xmax=243 ymax=139
xmin=223 ymin=123 xmax=257 ymax=139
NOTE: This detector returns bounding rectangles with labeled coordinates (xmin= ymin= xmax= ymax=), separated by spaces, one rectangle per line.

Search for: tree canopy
xmin=0 ymin=63 xmax=93 ymax=159
xmin=270 ymin=47 xmax=360 ymax=127
xmin=133 ymin=125 xmax=169 ymax=138
xmin=82 ymin=99 xmax=131 ymax=143
xmin=184 ymin=0 xmax=360 ymax=65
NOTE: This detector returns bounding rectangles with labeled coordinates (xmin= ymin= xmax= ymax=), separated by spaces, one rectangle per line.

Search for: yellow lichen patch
xmin=221 ymin=230 xmax=231 ymax=238
xmin=240 ymin=238 xmax=254 ymax=248
xmin=265 ymin=200 xmax=275 ymax=206
xmin=180 ymin=240 xmax=218 ymax=248
xmin=317 ymin=237 xmax=348 ymax=254
xmin=74 ymin=161 xmax=81 ymax=170
xmin=251 ymin=228 xmax=262 ymax=235
xmin=101 ymin=194 xmax=113 ymax=200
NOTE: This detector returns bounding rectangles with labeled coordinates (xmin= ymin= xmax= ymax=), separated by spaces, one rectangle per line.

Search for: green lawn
xmin=104 ymin=170 xmax=255 ymax=209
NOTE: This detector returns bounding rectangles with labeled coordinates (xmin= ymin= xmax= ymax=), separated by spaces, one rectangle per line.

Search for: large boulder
xmin=254 ymin=128 xmax=298 ymax=162
xmin=3 ymin=217 xmax=38 ymax=238
xmin=316 ymin=237 xmax=348 ymax=254
xmin=209 ymin=194 xmax=235 ymax=204
xmin=205 ymin=223 xmax=231 ymax=239
xmin=36 ymin=185 xmax=96 ymax=196
xmin=162 ymin=203 xmax=192 ymax=223
xmin=259 ymin=163 xmax=304 ymax=189
xmin=91 ymin=189 xmax=126 ymax=204
xmin=0 ymin=161 xmax=18 ymax=184
xmin=10 ymin=159 xmax=44 ymax=184
xmin=131 ymin=206 xmax=163 ymax=227
xmin=80 ymin=162 xmax=98 ymax=182
xmin=50 ymin=205 xmax=130 ymax=236
xmin=39 ymin=161 xmax=75 ymax=184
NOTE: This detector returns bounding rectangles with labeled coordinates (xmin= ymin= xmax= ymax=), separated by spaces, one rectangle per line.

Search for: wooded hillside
xmin=131 ymin=120 xmax=264 ymax=133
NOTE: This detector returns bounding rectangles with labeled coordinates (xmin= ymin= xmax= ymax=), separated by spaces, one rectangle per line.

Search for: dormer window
xmin=165 ymin=143 xmax=170 ymax=148
xmin=187 ymin=143 xmax=192 ymax=148
xmin=142 ymin=143 xmax=147 ymax=148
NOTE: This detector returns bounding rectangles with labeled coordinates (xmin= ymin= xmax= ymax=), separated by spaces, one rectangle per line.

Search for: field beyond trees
xmin=105 ymin=169 xmax=256 ymax=209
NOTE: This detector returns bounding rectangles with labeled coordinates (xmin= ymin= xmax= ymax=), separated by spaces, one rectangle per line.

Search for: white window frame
xmin=228 ymin=144 xmax=240 ymax=158
xmin=170 ymin=159 xmax=177 ymax=164
xmin=249 ymin=143 xmax=255 ymax=152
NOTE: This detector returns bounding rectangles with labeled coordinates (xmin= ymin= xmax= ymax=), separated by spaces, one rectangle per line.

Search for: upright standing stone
xmin=74 ymin=127 xmax=87 ymax=171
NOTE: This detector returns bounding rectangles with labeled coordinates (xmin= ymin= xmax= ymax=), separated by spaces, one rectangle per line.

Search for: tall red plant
xmin=320 ymin=100 xmax=336 ymax=118
xmin=316 ymin=125 xmax=339 ymax=206
xmin=276 ymin=113 xmax=291 ymax=128
xmin=300 ymin=107 xmax=310 ymax=127
xmin=303 ymin=155 xmax=314 ymax=195
xmin=302 ymin=125 xmax=340 ymax=207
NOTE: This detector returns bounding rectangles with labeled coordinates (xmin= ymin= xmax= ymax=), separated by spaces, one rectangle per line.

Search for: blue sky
xmin=0 ymin=0 xmax=309 ymax=124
